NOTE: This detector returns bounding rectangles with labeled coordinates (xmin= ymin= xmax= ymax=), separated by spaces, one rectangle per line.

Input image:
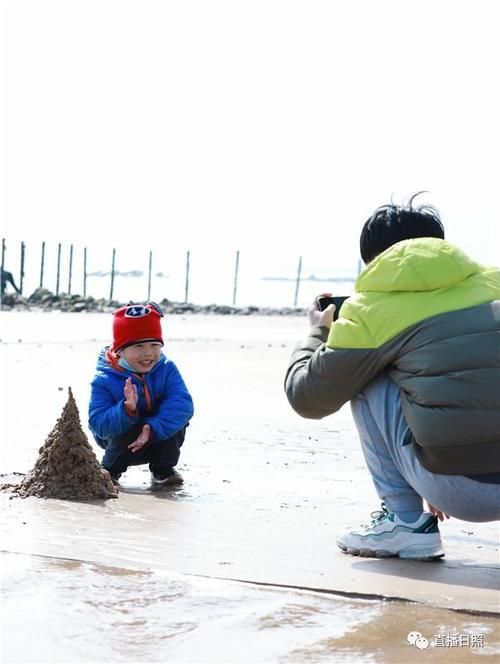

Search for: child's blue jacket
xmin=88 ymin=347 xmax=194 ymax=444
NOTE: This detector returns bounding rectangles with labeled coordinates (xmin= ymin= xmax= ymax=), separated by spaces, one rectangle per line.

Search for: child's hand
xmin=123 ymin=377 xmax=138 ymax=412
xmin=128 ymin=424 xmax=151 ymax=453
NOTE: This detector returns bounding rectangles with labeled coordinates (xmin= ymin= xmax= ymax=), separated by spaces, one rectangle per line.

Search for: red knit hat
xmin=112 ymin=303 xmax=164 ymax=352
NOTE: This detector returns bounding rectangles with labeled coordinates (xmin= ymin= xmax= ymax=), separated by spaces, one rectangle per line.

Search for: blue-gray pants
xmin=350 ymin=374 xmax=500 ymax=523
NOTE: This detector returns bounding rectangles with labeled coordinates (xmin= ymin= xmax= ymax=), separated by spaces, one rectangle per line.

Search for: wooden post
xmin=184 ymin=250 xmax=190 ymax=303
xmin=67 ymin=244 xmax=73 ymax=294
xmin=0 ymin=238 xmax=5 ymax=307
xmin=39 ymin=241 xmax=45 ymax=288
xmin=232 ymin=249 xmax=240 ymax=306
xmin=293 ymin=255 xmax=302 ymax=307
xmin=109 ymin=248 xmax=116 ymax=302
xmin=56 ymin=243 xmax=62 ymax=296
xmin=147 ymin=250 xmax=152 ymax=301
xmin=19 ymin=241 xmax=26 ymax=294
xmin=83 ymin=247 xmax=87 ymax=297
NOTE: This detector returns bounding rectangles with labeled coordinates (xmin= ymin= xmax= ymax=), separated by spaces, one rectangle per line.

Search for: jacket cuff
xmin=124 ymin=403 xmax=138 ymax=417
xmin=310 ymin=325 xmax=330 ymax=342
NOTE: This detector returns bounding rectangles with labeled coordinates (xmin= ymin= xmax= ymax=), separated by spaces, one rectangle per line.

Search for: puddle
xmin=1 ymin=552 xmax=498 ymax=663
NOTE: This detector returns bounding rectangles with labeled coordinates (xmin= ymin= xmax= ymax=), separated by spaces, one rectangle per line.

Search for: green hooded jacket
xmin=285 ymin=238 xmax=500 ymax=475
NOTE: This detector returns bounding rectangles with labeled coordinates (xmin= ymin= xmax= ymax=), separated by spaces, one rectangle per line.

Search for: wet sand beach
xmin=0 ymin=311 xmax=499 ymax=662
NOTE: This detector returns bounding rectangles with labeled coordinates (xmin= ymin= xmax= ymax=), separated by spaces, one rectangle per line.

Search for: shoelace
xmin=362 ymin=502 xmax=392 ymax=528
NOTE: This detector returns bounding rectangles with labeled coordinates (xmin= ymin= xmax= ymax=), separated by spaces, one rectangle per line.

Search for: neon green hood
xmin=327 ymin=238 xmax=500 ymax=350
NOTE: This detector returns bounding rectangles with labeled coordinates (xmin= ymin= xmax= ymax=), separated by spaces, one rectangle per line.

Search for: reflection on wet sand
xmin=2 ymin=552 xmax=498 ymax=664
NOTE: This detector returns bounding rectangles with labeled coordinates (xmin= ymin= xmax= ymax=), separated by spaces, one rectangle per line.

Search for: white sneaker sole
xmin=338 ymin=545 xmax=444 ymax=560
xmin=337 ymin=533 xmax=444 ymax=561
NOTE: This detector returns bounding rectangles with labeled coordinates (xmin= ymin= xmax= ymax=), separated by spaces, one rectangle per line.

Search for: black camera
xmin=316 ymin=295 xmax=349 ymax=321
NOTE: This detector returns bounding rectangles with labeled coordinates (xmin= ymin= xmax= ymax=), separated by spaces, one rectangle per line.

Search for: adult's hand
xmin=128 ymin=424 xmax=151 ymax=453
xmin=427 ymin=502 xmax=450 ymax=522
xmin=307 ymin=297 xmax=335 ymax=328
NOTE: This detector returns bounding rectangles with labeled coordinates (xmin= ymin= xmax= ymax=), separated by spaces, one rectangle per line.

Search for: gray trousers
xmin=350 ymin=373 xmax=500 ymax=523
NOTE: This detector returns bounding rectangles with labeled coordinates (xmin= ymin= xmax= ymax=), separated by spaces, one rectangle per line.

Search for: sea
xmin=3 ymin=240 xmax=359 ymax=308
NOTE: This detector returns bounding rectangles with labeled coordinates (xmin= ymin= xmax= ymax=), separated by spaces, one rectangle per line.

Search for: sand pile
xmin=17 ymin=388 xmax=118 ymax=500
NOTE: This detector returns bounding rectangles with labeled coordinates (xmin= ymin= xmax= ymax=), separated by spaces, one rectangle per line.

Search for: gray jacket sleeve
xmin=284 ymin=325 xmax=385 ymax=419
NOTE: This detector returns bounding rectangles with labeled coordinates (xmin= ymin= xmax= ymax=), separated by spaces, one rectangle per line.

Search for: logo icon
xmin=407 ymin=632 xmax=429 ymax=649
xmin=125 ymin=306 xmax=151 ymax=318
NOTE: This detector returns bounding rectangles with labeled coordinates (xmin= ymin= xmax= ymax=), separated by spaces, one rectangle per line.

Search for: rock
xmin=0 ymin=293 xmax=30 ymax=309
xmin=72 ymin=300 xmax=89 ymax=312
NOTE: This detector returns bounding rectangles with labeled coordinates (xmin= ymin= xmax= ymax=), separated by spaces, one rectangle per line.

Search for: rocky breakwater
xmin=28 ymin=288 xmax=117 ymax=312
xmin=1 ymin=288 xmax=305 ymax=316
xmin=0 ymin=288 xmax=116 ymax=312
xmin=163 ymin=302 xmax=305 ymax=316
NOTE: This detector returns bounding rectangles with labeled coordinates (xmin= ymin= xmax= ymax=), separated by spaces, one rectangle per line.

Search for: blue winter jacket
xmin=88 ymin=347 xmax=194 ymax=444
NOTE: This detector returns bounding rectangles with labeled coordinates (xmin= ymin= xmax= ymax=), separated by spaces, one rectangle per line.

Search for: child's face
xmin=120 ymin=341 xmax=162 ymax=373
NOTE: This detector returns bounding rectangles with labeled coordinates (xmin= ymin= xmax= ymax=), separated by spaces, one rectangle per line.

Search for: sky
xmin=1 ymin=0 xmax=499 ymax=284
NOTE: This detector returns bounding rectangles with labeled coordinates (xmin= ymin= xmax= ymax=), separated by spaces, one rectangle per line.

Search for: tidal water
xmin=1 ymin=552 xmax=498 ymax=664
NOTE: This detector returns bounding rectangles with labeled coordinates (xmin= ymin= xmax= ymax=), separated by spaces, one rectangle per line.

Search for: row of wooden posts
xmin=0 ymin=239 xmax=306 ymax=307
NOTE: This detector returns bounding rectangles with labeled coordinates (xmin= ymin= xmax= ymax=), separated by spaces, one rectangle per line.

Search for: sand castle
xmin=16 ymin=387 xmax=118 ymax=500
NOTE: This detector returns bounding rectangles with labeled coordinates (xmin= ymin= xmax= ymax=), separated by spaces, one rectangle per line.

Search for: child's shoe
xmin=104 ymin=469 xmax=121 ymax=486
xmin=336 ymin=503 xmax=444 ymax=560
xmin=151 ymin=467 xmax=184 ymax=487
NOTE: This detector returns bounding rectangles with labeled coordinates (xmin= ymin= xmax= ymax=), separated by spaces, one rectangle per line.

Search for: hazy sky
xmin=1 ymin=0 xmax=499 ymax=274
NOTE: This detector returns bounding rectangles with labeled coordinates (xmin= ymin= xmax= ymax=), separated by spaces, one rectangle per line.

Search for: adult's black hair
xmin=360 ymin=192 xmax=445 ymax=264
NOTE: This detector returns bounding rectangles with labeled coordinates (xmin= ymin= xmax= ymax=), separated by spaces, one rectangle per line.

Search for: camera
xmin=316 ymin=295 xmax=349 ymax=321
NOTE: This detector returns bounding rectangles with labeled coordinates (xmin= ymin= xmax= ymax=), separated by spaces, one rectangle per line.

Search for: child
xmin=89 ymin=302 xmax=194 ymax=487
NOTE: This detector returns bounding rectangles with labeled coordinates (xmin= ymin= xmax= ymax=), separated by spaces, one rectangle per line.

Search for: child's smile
xmin=120 ymin=341 xmax=162 ymax=373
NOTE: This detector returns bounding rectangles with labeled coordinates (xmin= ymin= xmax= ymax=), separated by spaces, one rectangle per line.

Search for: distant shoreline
xmin=0 ymin=288 xmax=307 ymax=316
xmin=262 ymin=275 xmax=355 ymax=282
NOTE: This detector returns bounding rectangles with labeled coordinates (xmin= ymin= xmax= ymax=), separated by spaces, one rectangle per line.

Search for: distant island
xmin=87 ymin=270 xmax=170 ymax=278
xmin=261 ymin=274 xmax=356 ymax=282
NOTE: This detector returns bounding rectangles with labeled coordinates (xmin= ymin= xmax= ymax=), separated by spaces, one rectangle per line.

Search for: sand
xmin=13 ymin=387 xmax=117 ymax=500
xmin=0 ymin=311 xmax=498 ymax=617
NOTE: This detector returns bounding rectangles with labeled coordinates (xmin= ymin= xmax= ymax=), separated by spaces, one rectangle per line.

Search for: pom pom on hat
xmin=112 ymin=303 xmax=164 ymax=352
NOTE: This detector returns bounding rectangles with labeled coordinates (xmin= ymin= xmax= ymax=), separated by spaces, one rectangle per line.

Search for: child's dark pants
xmin=99 ymin=425 xmax=186 ymax=478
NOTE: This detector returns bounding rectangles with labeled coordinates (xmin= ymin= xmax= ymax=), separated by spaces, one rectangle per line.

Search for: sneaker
xmin=150 ymin=468 xmax=184 ymax=487
xmin=336 ymin=504 xmax=444 ymax=560
xmin=104 ymin=469 xmax=121 ymax=486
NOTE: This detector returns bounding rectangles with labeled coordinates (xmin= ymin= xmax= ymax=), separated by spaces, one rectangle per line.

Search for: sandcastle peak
xmin=17 ymin=387 xmax=118 ymax=500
